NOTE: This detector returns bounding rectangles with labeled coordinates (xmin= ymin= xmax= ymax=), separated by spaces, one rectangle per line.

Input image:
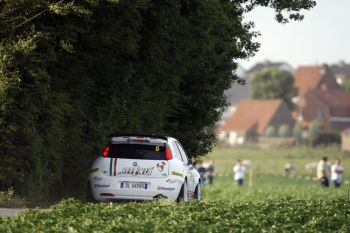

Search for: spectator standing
xmin=284 ymin=163 xmax=296 ymax=177
xmin=206 ymin=160 xmax=215 ymax=185
xmin=331 ymin=159 xmax=344 ymax=188
xmin=196 ymin=160 xmax=207 ymax=185
xmin=317 ymin=157 xmax=331 ymax=187
xmin=233 ymin=160 xmax=246 ymax=186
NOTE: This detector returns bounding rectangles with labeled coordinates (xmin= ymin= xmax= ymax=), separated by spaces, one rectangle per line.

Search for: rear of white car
xmin=87 ymin=134 xmax=200 ymax=202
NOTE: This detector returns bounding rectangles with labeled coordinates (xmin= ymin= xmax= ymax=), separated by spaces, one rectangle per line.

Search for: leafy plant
xmin=309 ymin=120 xmax=323 ymax=146
xmin=0 ymin=198 xmax=348 ymax=232
xmin=265 ymin=126 xmax=276 ymax=137
xmin=278 ymin=124 xmax=291 ymax=137
xmin=0 ymin=187 xmax=26 ymax=208
xmin=293 ymin=121 xmax=304 ymax=145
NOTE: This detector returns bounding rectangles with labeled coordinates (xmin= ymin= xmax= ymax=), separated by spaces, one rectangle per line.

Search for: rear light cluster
xmin=165 ymin=146 xmax=172 ymax=160
xmin=102 ymin=146 xmax=110 ymax=157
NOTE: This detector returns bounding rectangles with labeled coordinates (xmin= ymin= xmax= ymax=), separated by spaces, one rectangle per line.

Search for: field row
xmin=202 ymin=175 xmax=350 ymax=203
xmin=0 ymin=198 xmax=349 ymax=233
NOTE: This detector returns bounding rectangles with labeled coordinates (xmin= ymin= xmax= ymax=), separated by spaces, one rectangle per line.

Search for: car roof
xmin=108 ymin=133 xmax=172 ymax=141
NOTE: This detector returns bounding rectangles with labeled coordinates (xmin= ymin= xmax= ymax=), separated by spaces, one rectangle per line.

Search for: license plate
xmin=120 ymin=182 xmax=149 ymax=189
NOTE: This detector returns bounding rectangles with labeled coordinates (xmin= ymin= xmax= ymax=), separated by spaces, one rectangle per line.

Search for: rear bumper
xmin=89 ymin=173 xmax=183 ymax=202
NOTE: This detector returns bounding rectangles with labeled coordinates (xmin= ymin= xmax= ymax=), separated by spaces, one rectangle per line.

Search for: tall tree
xmin=251 ymin=67 xmax=297 ymax=108
xmin=0 ymin=0 xmax=316 ymax=200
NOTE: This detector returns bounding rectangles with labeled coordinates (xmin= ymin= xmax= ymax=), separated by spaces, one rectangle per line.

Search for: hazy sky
xmin=238 ymin=0 xmax=350 ymax=70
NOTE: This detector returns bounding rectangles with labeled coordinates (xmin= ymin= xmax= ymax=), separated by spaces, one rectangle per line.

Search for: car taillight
xmin=165 ymin=148 xmax=172 ymax=160
xmin=102 ymin=146 xmax=110 ymax=157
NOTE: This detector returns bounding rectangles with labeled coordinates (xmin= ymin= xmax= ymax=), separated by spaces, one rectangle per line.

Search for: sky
xmin=238 ymin=0 xmax=350 ymax=70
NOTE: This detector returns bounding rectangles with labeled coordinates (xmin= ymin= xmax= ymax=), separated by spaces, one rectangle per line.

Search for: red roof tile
xmin=294 ymin=66 xmax=325 ymax=95
xmin=294 ymin=90 xmax=330 ymax=129
xmin=219 ymin=99 xmax=283 ymax=134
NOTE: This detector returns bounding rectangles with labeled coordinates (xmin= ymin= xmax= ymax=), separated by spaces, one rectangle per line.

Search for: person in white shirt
xmin=317 ymin=156 xmax=331 ymax=187
xmin=233 ymin=160 xmax=246 ymax=186
xmin=331 ymin=159 xmax=344 ymax=188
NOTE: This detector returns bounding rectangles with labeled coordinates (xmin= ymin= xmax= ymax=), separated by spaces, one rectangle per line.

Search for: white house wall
xmin=219 ymin=131 xmax=245 ymax=146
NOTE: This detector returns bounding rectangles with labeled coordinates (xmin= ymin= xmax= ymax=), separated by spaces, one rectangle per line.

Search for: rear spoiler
xmin=108 ymin=133 xmax=168 ymax=141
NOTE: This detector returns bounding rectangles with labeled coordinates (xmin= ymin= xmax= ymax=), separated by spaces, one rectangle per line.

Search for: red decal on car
xmin=156 ymin=162 xmax=166 ymax=172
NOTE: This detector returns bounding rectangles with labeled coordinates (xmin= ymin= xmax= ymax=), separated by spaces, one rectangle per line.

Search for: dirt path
xmin=0 ymin=208 xmax=28 ymax=217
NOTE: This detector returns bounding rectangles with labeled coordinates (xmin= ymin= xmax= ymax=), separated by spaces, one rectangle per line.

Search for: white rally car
xmin=87 ymin=134 xmax=201 ymax=202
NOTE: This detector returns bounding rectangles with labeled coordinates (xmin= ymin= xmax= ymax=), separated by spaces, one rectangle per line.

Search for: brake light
xmin=102 ymin=146 xmax=110 ymax=157
xmin=165 ymin=148 xmax=172 ymax=160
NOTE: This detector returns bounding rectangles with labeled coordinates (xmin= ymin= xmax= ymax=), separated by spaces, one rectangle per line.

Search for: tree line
xmin=0 ymin=0 xmax=315 ymax=202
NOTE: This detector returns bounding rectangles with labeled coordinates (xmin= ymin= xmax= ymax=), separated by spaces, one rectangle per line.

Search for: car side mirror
xmin=187 ymin=159 xmax=193 ymax=165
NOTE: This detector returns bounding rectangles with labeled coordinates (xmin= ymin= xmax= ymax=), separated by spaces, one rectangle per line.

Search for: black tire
xmin=86 ymin=181 xmax=97 ymax=203
xmin=194 ymin=183 xmax=201 ymax=201
xmin=176 ymin=180 xmax=188 ymax=203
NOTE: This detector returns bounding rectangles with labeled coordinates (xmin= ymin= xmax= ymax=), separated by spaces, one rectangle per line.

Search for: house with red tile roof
xmin=293 ymin=65 xmax=350 ymax=132
xmin=218 ymin=99 xmax=294 ymax=145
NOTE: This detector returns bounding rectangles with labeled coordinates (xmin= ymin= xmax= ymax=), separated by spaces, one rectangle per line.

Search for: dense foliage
xmin=0 ymin=198 xmax=349 ymax=232
xmin=251 ymin=67 xmax=297 ymax=108
xmin=0 ymin=0 xmax=316 ymax=201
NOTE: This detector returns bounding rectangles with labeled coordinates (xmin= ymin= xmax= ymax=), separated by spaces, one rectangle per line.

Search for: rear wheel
xmin=194 ymin=183 xmax=201 ymax=200
xmin=86 ymin=181 xmax=97 ymax=203
xmin=177 ymin=180 xmax=188 ymax=203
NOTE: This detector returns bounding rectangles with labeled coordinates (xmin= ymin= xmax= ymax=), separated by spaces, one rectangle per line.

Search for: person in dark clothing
xmin=196 ymin=160 xmax=207 ymax=185
xmin=207 ymin=160 xmax=215 ymax=185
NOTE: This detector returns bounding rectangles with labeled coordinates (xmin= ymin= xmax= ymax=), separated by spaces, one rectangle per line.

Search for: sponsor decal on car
xmin=93 ymin=176 xmax=102 ymax=181
xmin=157 ymin=186 xmax=175 ymax=191
xmin=89 ymin=167 xmax=99 ymax=173
xmin=165 ymin=179 xmax=178 ymax=184
xmin=118 ymin=165 xmax=154 ymax=176
xmin=94 ymin=184 xmax=110 ymax=188
xmin=171 ymin=171 xmax=183 ymax=177
xmin=156 ymin=162 xmax=166 ymax=172
xmin=109 ymin=158 xmax=118 ymax=176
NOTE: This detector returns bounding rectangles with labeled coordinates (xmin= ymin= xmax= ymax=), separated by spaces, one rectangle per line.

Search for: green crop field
xmin=1 ymin=146 xmax=350 ymax=232
xmin=205 ymin=146 xmax=350 ymax=178
xmin=202 ymin=146 xmax=350 ymax=202
xmin=0 ymin=198 xmax=349 ymax=232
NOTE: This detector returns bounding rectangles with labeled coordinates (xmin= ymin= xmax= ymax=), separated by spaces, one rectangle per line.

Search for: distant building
xmin=224 ymin=66 xmax=250 ymax=105
xmin=329 ymin=61 xmax=350 ymax=85
xmin=293 ymin=65 xmax=350 ymax=132
xmin=218 ymin=99 xmax=294 ymax=145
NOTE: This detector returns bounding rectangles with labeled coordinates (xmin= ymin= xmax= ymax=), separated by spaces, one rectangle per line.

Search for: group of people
xmin=196 ymin=159 xmax=247 ymax=186
xmin=196 ymin=160 xmax=215 ymax=185
xmin=317 ymin=157 xmax=344 ymax=188
xmin=197 ymin=157 xmax=344 ymax=188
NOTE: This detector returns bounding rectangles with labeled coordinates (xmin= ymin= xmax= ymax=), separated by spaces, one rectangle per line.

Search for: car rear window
xmin=107 ymin=143 xmax=166 ymax=160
